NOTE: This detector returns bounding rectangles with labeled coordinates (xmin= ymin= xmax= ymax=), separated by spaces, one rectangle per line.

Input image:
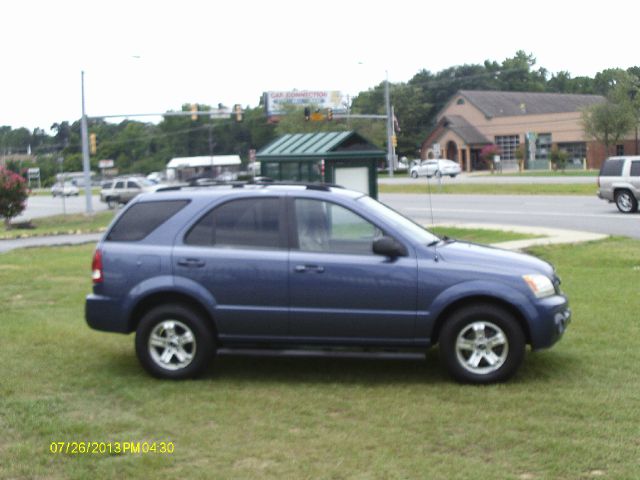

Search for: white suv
xmin=597 ymin=156 xmax=640 ymax=213
xmin=100 ymin=177 xmax=159 ymax=209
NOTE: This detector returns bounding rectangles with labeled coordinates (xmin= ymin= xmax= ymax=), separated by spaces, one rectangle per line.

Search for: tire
xmin=411 ymin=171 xmax=419 ymax=179
xmin=450 ymin=174 xmax=457 ymax=178
xmin=135 ymin=304 xmax=215 ymax=379
xmin=615 ymin=190 xmax=638 ymax=213
xmin=439 ymin=304 xmax=525 ymax=384
xmin=106 ymin=197 xmax=118 ymax=209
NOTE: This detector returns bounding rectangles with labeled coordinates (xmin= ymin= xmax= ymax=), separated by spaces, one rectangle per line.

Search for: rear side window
xmin=185 ymin=197 xmax=282 ymax=249
xmin=600 ymin=159 xmax=625 ymax=176
xmin=631 ymin=161 xmax=640 ymax=177
xmin=107 ymin=200 xmax=189 ymax=242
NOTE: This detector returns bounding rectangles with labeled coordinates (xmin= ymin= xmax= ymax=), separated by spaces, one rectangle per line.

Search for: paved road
xmin=381 ymin=193 xmax=640 ymax=239
xmin=13 ymin=194 xmax=108 ymax=222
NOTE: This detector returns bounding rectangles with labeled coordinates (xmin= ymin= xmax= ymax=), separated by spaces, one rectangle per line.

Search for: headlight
xmin=522 ymin=274 xmax=555 ymax=298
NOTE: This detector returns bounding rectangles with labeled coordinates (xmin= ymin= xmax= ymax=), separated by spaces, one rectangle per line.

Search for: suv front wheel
xmin=439 ymin=304 xmax=525 ymax=384
xmin=135 ymin=304 xmax=215 ymax=379
xmin=615 ymin=189 xmax=638 ymax=213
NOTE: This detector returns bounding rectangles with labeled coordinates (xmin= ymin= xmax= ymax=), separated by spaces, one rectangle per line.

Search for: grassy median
xmin=1 ymin=238 xmax=639 ymax=479
xmin=379 ymin=182 xmax=596 ymax=195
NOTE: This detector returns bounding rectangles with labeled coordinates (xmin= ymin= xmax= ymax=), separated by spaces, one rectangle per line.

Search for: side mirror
xmin=373 ymin=236 xmax=407 ymax=258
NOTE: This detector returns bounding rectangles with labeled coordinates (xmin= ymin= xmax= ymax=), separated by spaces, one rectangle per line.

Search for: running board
xmin=216 ymin=348 xmax=427 ymax=361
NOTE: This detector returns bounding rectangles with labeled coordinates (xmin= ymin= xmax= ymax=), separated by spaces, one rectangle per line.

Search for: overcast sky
xmin=1 ymin=0 xmax=637 ymax=131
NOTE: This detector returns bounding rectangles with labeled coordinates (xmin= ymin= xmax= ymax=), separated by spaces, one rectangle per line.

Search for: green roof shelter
xmin=256 ymin=131 xmax=385 ymax=199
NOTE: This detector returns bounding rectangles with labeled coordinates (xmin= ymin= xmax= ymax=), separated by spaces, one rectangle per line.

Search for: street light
xmin=80 ymin=71 xmax=93 ymax=214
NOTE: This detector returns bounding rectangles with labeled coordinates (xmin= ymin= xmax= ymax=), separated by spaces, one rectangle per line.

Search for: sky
xmin=2 ymin=0 xmax=639 ymax=132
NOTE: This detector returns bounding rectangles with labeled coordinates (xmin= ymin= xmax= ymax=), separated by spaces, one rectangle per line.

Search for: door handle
xmin=177 ymin=258 xmax=205 ymax=268
xmin=294 ymin=264 xmax=324 ymax=273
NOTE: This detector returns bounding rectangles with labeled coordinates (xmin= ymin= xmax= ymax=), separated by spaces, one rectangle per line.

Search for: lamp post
xmin=384 ymin=71 xmax=393 ymax=178
xmin=80 ymin=71 xmax=93 ymax=214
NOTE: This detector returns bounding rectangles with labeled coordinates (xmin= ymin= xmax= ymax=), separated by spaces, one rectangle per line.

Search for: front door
xmin=288 ymin=198 xmax=417 ymax=342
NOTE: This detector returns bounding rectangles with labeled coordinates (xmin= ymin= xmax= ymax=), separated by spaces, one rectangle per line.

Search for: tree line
xmin=2 ymin=51 xmax=639 ymax=185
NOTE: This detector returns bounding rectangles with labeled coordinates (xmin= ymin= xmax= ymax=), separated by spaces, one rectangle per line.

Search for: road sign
xmin=310 ymin=112 xmax=325 ymax=121
xmin=98 ymin=159 xmax=114 ymax=169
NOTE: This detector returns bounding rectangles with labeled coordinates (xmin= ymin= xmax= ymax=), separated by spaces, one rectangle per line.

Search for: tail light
xmin=92 ymin=249 xmax=103 ymax=284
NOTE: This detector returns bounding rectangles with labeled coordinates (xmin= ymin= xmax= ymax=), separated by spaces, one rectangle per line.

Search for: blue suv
xmin=86 ymin=184 xmax=570 ymax=383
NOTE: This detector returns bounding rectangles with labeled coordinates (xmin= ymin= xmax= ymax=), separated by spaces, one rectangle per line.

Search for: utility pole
xmin=80 ymin=71 xmax=93 ymax=214
xmin=384 ymin=71 xmax=393 ymax=177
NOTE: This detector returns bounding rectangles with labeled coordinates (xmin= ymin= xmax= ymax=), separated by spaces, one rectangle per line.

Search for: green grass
xmin=379 ymin=182 xmax=596 ymax=195
xmin=2 ymin=211 xmax=116 ymax=239
xmin=496 ymin=169 xmax=599 ymax=177
xmin=1 ymin=238 xmax=639 ymax=479
xmin=430 ymin=226 xmax=540 ymax=244
xmin=29 ymin=188 xmax=101 ymax=196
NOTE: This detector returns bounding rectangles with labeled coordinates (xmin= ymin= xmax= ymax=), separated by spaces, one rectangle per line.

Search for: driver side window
xmin=294 ymin=199 xmax=382 ymax=255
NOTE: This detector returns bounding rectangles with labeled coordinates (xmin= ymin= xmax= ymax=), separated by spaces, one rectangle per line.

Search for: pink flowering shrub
xmin=480 ymin=144 xmax=501 ymax=161
xmin=0 ymin=166 xmax=29 ymax=229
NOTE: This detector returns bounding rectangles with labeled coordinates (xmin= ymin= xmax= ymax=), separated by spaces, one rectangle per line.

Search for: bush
xmin=0 ymin=166 xmax=29 ymax=229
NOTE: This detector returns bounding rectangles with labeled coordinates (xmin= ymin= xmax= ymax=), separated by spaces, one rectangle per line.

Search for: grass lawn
xmin=2 ymin=211 xmax=116 ymax=240
xmin=379 ymin=182 xmax=596 ymax=195
xmin=1 ymin=238 xmax=639 ymax=479
xmin=430 ymin=226 xmax=540 ymax=244
xmin=497 ymin=170 xmax=599 ymax=177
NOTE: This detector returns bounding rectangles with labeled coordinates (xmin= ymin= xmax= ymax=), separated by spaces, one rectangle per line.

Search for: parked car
xmin=51 ymin=181 xmax=79 ymax=197
xmin=410 ymin=159 xmax=462 ymax=178
xmin=100 ymin=177 xmax=160 ymax=209
xmin=597 ymin=156 xmax=640 ymax=213
xmin=86 ymin=183 xmax=570 ymax=384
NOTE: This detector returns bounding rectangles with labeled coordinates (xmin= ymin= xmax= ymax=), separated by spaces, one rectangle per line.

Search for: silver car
xmin=597 ymin=156 xmax=640 ymax=213
xmin=410 ymin=159 xmax=462 ymax=179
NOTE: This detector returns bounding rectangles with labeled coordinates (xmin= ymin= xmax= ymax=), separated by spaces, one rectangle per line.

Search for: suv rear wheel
xmin=135 ymin=304 xmax=215 ymax=379
xmin=439 ymin=304 xmax=525 ymax=384
xmin=615 ymin=189 xmax=638 ymax=213
xmin=106 ymin=197 xmax=119 ymax=209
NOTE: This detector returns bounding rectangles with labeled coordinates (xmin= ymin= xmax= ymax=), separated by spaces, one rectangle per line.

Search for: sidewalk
xmin=0 ymin=233 xmax=102 ymax=253
xmin=432 ymin=222 xmax=608 ymax=251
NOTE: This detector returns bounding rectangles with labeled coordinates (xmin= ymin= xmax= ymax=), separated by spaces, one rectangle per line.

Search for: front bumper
xmin=529 ymin=295 xmax=571 ymax=350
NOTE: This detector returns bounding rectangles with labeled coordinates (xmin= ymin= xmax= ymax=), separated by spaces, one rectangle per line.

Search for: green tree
xmin=582 ymin=101 xmax=635 ymax=155
xmin=550 ymin=146 xmax=569 ymax=172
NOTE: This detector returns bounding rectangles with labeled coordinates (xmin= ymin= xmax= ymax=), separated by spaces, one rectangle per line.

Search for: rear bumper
xmin=85 ymin=294 xmax=130 ymax=333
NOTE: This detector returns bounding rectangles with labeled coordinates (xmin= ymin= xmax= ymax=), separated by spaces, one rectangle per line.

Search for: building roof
xmin=442 ymin=115 xmax=490 ymax=144
xmin=166 ymin=155 xmax=241 ymax=169
xmin=257 ymin=131 xmax=385 ymax=159
xmin=457 ymin=90 xmax=606 ymax=118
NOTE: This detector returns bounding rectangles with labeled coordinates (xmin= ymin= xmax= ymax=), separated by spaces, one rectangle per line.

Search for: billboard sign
xmin=264 ymin=90 xmax=346 ymax=116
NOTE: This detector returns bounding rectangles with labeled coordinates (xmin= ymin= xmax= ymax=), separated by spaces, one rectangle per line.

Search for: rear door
xmin=173 ymin=196 xmax=290 ymax=341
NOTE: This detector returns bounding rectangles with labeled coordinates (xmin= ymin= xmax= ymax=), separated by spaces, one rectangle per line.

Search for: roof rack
xmin=154 ymin=180 xmax=344 ymax=193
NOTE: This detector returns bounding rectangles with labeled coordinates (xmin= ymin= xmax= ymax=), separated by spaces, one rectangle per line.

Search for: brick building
xmin=421 ymin=90 xmax=635 ymax=171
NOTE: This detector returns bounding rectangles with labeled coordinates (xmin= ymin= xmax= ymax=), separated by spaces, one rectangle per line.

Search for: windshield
xmin=357 ymin=196 xmax=439 ymax=245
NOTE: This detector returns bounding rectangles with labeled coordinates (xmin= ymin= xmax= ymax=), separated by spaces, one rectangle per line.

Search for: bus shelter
xmin=256 ymin=131 xmax=385 ymax=199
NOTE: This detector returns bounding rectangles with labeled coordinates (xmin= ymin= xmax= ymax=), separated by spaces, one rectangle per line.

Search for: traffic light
xmin=304 ymin=107 xmax=311 ymax=121
xmin=89 ymin=133 xmax=97 ymax=155
xmin=391 ymin=134 xmax=397 ymax=148
xmin=327 ymin=108 xmax=333 ymax=121
xmin=190 ymin=103 xmax=198 ymax=121
xmin=234 ymin=104 xmax=243 ymax=122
